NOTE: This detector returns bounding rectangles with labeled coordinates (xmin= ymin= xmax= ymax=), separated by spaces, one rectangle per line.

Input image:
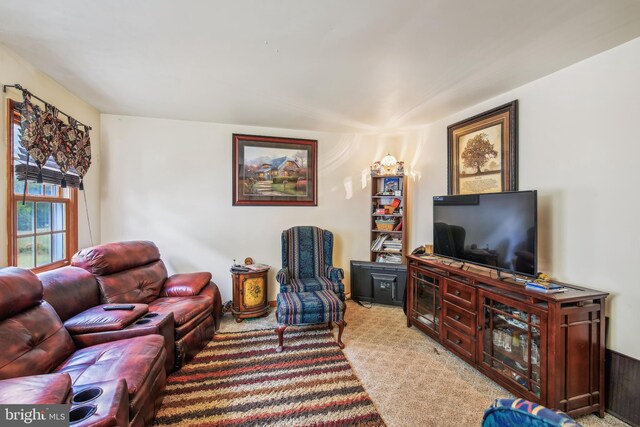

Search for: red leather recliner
xmin=39 ymin=266 xmax=176 ymax=372
xmin=0 ymin=373 xmax=72 ymax=405
xmin=0 ymin=267 xmax=166 ymax=427
xmin=71 ymin=240 xmax=223 ymax=368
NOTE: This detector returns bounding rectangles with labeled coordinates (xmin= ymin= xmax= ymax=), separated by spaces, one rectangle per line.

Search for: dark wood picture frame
xmin=232 ymin=134 xmax=317 ymax=206
xmin=447 ymin=101 xmax=518 ymax=195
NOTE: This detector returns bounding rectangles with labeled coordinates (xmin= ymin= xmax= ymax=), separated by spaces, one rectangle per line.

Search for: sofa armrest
xmin=276 ymin=268 xmax=290 ymax=285
xmin=71 ymin=379 xmax=129 ymax=427
xmin=161 ymin=272 xmax=212 ymax=297
xmin=332 ymin=282 xmax=345 ymax=296
xmin=280 ymin=284 xmax=300 ymax=295
xmin=198 ymin=283 xmax=223 ymax=331
xmin=0 ymin=373 xmax=71 ymax=404
xmin=70 ymin=312 xmax=175 ymax=373
xmin=64 ymin=304 xmax=149 ymax=335
xmin=325 ymin=265 xmax=344 ymax=282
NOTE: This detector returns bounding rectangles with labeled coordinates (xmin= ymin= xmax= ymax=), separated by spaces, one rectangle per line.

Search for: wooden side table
xmin=231 ymin=267 xmax=270 ymax=322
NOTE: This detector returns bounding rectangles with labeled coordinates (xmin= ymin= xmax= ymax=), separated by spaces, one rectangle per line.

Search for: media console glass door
xmin=411 ymin=268 xmax=441 ymax=337
xmin=479 ymin=290 xmax=548 ymax=402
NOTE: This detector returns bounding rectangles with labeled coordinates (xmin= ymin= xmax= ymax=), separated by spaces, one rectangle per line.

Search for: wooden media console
xmin=406 ymin=254 xmax=608 ymax=418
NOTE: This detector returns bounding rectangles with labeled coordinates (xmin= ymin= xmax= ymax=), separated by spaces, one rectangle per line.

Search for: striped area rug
xmin=154 ymin=327 xmax=386 ymax=427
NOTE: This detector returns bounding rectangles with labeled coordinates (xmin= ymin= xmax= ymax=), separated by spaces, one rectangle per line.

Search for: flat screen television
xmin=433 ymin=190 xmax=537 ymax=277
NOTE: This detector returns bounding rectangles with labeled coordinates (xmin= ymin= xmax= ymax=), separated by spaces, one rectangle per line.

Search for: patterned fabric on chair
xmin=482 ymin=398 xmax=582 ymax=427
xmin=277 ymin=290 xmax=344 ymax=325
xmin=275 ymin=290 xmax=345 ymax=352
xmin=276 ymin=226 xmax=345 ymax=301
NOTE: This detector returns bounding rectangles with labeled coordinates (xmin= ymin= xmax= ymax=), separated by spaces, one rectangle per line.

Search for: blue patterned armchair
xmin=276 ymin=226 xmax=345 ymax=301
xmin=482 ymin=399 xmax=582 ymax=427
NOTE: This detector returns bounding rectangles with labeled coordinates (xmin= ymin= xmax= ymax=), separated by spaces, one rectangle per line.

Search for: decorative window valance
xmin=4 ymin=83 xmax=92 ymax=190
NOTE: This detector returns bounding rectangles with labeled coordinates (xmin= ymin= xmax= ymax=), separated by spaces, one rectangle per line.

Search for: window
xmin=7 ymin=100 xmax=78 ymax=271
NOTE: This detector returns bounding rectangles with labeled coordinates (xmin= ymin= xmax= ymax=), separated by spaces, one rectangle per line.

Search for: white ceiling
xmin=1 ymin=0 xmax=640 ymax=132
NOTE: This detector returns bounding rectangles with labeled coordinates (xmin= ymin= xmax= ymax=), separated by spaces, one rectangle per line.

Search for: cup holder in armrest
xmin=69 ymin=405 xmax=97 ymax=424
xmin=72 ymin=387 xmax=103 ymax=404
xmin=144 ymin=313 xmax=159 ymax=318
xmin=135 ymin=319 xmax=152 ymax=325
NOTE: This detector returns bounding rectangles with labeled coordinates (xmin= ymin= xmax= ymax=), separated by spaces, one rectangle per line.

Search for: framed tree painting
xmin=232 ymin=134 xmax=317 ymax=206
xmin=447 ymin=101 xmax=518 ymax=195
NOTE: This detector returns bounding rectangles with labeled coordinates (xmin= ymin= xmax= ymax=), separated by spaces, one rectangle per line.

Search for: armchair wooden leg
xmin=276 ymin=325 xmax=287 ymax=353
xmin=342 ymin=302 xmax=347 ymax=327
xmin=336 ymin=320 xmax=345 ymax=349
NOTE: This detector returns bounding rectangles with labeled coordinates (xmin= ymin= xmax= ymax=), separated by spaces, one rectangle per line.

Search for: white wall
xmin=411 ymin=37 xmax=640 ymax=359
xmin=102 ymin=37 xmax=639 ymax=359
xmin=0 ymin=43 xmax=101 ymax=266
xmin=100 ymin=115 xmax=418 ymax=302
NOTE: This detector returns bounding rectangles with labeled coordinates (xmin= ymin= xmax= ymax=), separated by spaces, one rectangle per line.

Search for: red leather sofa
xmin=0 ymin=267 xmax=166 ymax=427
xmin=39 ymin=266 xmax=176 ymax=372
xmin=70 ymin=240 xmax=223 ymax=368
xmin=0 ymin=373 xmax=73 ymax=405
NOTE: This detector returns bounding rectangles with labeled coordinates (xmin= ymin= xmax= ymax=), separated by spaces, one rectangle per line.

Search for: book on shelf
xmin=383 ymin=238 xmax=402 ymax=244
xmin=382 ymin=198 xmax=402 ymax=214
xmin=371 ymin=234 xmax=390 ymax=251
xmin=382 ymin=238 xmax=402 ymax=252
xmin=375 ymin=253 xmax=402 ymax=263
xmin=382 ymin=246 xmax=402 ymax=253
xmin=245 ymin=263 xmax=270 ymax=271
xmin=383 ymin=177 xmax=400 ymax=193
xmin=393 ymin=220 xmax=403 ymax=231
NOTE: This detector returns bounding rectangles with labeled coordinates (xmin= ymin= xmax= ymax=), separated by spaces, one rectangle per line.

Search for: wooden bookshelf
xmin=369 ymin=174 xmax=408 ymax=264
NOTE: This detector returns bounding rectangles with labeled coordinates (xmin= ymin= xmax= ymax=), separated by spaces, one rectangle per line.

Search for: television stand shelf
xmin=406 ymin=254 xmax=608 ymax=419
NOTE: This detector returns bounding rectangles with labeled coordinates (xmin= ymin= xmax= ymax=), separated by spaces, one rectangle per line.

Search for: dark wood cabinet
xmin=231 ymin=268 xmax=269 ymax=322
xmin=406 ymin=255 xmax=608 ymax=419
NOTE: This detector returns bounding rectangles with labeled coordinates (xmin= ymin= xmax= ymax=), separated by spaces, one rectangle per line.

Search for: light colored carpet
xmin=220 ymin=301 xmax=628 ymax=427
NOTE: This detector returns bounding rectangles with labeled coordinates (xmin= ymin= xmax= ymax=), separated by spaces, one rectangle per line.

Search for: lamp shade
xmin=380 ymin=154 xmax=397 ymax=167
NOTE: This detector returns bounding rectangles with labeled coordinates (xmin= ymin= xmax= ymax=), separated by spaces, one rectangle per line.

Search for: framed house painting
xmin=232 ymin=134 xmax=317 ymax=206
xmin=447 ymin=101 xmax=518 ymax=195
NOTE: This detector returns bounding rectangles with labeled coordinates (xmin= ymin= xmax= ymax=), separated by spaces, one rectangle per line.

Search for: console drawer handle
xmin=454 ymin=314 xmax=461 ymax=321
xmin=455 ymin=339 xmax=462 ymax=345
xmin=454 ymin=290 xmax=461 ymax=296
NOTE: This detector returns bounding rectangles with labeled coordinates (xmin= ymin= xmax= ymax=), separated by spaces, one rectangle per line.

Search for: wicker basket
xmin=375 ymin=219 xmax=396 ymax=231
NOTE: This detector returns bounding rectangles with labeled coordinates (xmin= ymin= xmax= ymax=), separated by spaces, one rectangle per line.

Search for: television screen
xmin=433 ymin=190 xmax=537 ymax=276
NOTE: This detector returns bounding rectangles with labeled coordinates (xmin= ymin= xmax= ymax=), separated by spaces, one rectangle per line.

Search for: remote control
xmin=103 ymin=305 xmax=135 ymax=311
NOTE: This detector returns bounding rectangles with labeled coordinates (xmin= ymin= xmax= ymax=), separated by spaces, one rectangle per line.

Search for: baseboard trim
xmin=605 ymin=349 xmax=640 ymax=426
xmin=606 ymin=409 xmax=638 ymax=427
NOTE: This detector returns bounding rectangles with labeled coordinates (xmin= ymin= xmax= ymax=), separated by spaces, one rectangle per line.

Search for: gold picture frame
xmin=447 ymin=101 xmax=518 ymax=195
